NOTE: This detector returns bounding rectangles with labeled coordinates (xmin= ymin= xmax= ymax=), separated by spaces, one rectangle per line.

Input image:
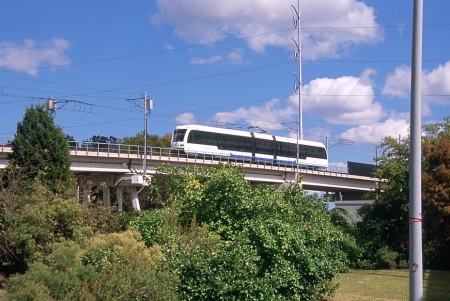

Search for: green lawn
xmin=329 ymin=269 xmax=450 ymax=301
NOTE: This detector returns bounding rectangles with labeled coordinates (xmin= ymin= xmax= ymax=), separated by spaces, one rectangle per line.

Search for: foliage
xmin=8 ymin=104 xmax=73 ymax=193
xmin=121 ymin=131 xmax=172 ymax=147
xmin=6 ymin=230 xmax=178 ymax=301
xmin=357 ymin=116 xmax=450 ymax=269
xmin=136 ymin=164 xmax=355 ymax=300
xmin=328 ymin=207 xmax=364 ymax=268
xmin=422 ymin=117 xmax=450 ymax=269
xmin=81 ymin=135 xmax=121 ymax=151
xmin=0 ymin=174 xmax=137 ymax=266
xmin=0 ymin=179 xmax=83 ymax=265
xmin=356 ymin=136 xmax=410 ymax=268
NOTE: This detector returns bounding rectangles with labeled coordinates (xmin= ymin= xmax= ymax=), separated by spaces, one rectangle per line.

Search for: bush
xmin=136 ymin=165 xmax=355 ymax=300
xmin=6 ymin=230 xmax=178 ymax=301
xmin=375 ymin=246 xmax=399 ymax=269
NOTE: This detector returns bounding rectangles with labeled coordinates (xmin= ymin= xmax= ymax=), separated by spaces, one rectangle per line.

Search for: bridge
xmin=0 ymin=141 xmax=378 ymax=211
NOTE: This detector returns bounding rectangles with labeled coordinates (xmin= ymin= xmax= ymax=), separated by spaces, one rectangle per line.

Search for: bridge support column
xmin=103 ymin=187 xmax=111 ymax=207
xmin=130 ymin=187 xmax=141 ymax=211
xmin=116 ymin=186 xmax=123 ymax=211
xmin=82 ymin=187 xmax=91 ymax=206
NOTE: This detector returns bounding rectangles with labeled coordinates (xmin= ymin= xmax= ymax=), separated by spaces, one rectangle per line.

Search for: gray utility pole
xmin=409 ymin=0 xmax=423 ymax=300
xmin=143 ymin=92 xmax=153 ymax=175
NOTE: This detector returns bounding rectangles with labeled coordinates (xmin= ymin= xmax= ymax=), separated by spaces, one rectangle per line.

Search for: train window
xmin=173 ymin=129 xmax=187 ymax=142
xmin=255 ymin=138 xmax=274 ymax=155
xmin=187 ymin=130 xmax=253 ymax=153
xmin=188 ymin=130 xmax=212 ymax=145
xmin=277 ymin=142 xmax=297 ymax=158
xmin=277 ymin=142 xmax=327 ymax=160
xmin=299 ymin=145 xmax=327 ymax=159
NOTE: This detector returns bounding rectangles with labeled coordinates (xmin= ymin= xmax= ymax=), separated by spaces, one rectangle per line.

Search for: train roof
xmin=175 ymin=124 xmax=326 ymax=148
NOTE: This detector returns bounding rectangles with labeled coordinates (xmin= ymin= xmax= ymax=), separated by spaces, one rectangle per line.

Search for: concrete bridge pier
xmin=114 ymin=174 xmax=150 ymax=211
xmin=116 ymin=186 xmax=123 ymax=211
xmin=103 ymin=187 xmax=111 ymax=207
xmin=130 ymin=187 xmax=141 ymax=211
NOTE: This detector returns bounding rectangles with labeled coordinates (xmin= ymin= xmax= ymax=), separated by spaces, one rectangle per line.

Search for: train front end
xmin=171 ymin=127 xmax=188 ymax=154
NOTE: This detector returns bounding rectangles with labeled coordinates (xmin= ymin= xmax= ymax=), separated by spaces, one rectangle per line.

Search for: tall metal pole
xmin=292 ymin=0 xmax=303 ymax=140
xmin=297 ymin=0 xmax=302 ymax=141
xmin=409 ymin=0 xmax=423 ymax=300
xmin=143 ymin=92 xmax=148 ymax=174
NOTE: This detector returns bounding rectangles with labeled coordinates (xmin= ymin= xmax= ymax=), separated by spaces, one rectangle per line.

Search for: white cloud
xmin=190 ymin=55 xmax=222 ymax=65
xmin=212 ymin=98 xmax=296 ymax=131
xmin=176 ymin=112 xmax=197 ymax=124
xmin=382 ymin=65 xmax=410 ymax=98
xmin=226 ymin=48 xmax=245 ymax=65
xmin=382 ymin=61 xmax=450 ymax=116
xmin=151 ymin=0 xmax=382 ymax=59
xmin=0 ymin=38 xmax=71 ymax=76
xmin=298 ymin=69 xmax=385 ymax=125
xmin=339 ymin=114 xmax=409 ymax=144
xmin=196 ymin=69 xmax=386 ymax=133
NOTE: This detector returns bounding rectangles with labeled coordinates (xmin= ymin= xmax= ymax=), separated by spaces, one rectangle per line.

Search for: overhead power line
xmin=1 ymin=21 xmax=449 ymax=74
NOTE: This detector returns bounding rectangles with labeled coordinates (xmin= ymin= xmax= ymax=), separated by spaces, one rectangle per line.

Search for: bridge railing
xmin=1 ymin=137 xmax=12 ymax=153
xmin=1 ymin=139 xmax=350 ymax=176
xmin=68 ymin=141 xmax=349 ymax=176
xmin=0 ymin=136 xmax=348 ymax=177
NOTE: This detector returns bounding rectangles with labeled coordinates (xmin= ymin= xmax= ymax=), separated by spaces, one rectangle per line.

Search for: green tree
xmin=422 ymin=118 xmax=450 ymax=268
xmin=121 ymin=131 xmax=172 ymax=147
xmin=135 ymin=164 xmax=355 ymax=300
xmin=0 ymin=179 xmax=83 ymax=265
xmin=9 ymin=105 xmax=73 ymax=192
xmin=6 ymin=231 xmax=178 ymax=301
xmin=357 ymin=116 xmax=450 ymax=269
xmin=357 ymin=136 xmax=410 ymax=268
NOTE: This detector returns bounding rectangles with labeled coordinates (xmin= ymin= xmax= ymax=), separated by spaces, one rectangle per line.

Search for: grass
xmin=329 ymin=269 xmax=450 ymax=301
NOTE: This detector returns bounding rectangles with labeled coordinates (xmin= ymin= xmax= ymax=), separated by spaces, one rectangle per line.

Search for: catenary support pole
xmin=409 ymin=0 xmax=423 ymax=300
xmin=143 ymin=92 xmax=148 ymax=174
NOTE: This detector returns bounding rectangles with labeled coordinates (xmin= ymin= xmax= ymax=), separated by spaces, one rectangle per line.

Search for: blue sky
xmin=1 ymin=0 xmax=449 ymax=166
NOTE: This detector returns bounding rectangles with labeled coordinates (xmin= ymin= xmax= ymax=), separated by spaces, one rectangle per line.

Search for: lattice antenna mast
xmin=291 ymin=0 xmax=303 ymax=140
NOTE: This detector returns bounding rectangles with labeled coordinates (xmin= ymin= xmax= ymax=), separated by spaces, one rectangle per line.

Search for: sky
xmin=1 ymin=0 xmax=450 ymax=167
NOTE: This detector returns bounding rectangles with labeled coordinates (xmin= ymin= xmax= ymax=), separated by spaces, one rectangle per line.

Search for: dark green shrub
xmin=375 ymin=246 xmax=399 ymax=269
xmin=137 ymin=165 xmax=355 ymax=301
xmin=6 ymin=231 xmax=178 ymax=301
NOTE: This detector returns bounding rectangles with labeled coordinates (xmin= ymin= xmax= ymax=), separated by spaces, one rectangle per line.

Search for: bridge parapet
xmin=1 ymin=140 xmax=378 ymax=196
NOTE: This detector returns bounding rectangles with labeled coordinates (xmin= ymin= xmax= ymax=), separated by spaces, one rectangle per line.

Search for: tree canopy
xmin=358 ymin=116 xmax=450 ymax=269
xmin=133 ymin=164 xmax=356 ymax=300
xmin=8 ymin=105 xmax=73 ymax=192
xmin=422 ymin=117 xmax=450 ymax=268
xmin=121 ymin=131 xmax=172 ymax=147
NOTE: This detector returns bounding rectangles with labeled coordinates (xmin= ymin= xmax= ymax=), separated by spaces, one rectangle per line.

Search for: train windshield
xmin=173 ymin=129 xmax=187 ymax=142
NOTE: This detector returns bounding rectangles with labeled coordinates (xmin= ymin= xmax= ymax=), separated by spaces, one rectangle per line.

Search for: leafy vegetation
xmin=356 ymin=136 xmax=410 ymax=268
xmin=133 ymin=164 xmax=358 ymax=301
xmin=121 ymin=131 xmax=172 ymax=148
xmin=8 ymin=105 xmax=73 ymax=193
xmin=3 ymin=105 xmax=450 ymax=299
xmin=6 ymin=231 xmax=178 ymax=301
xmin=356 ymin=116 xmax=450 ymax=269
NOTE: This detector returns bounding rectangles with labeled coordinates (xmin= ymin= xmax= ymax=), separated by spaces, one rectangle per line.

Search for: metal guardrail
xmin=1 ymin=139 xmax=351 ymax=176
xmin=0 ymin=137 xmax=10 ymax=153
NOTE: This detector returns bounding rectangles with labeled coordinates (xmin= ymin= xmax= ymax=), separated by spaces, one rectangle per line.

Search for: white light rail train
xmin=171 ymin=125 xmax=328 ymax=170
